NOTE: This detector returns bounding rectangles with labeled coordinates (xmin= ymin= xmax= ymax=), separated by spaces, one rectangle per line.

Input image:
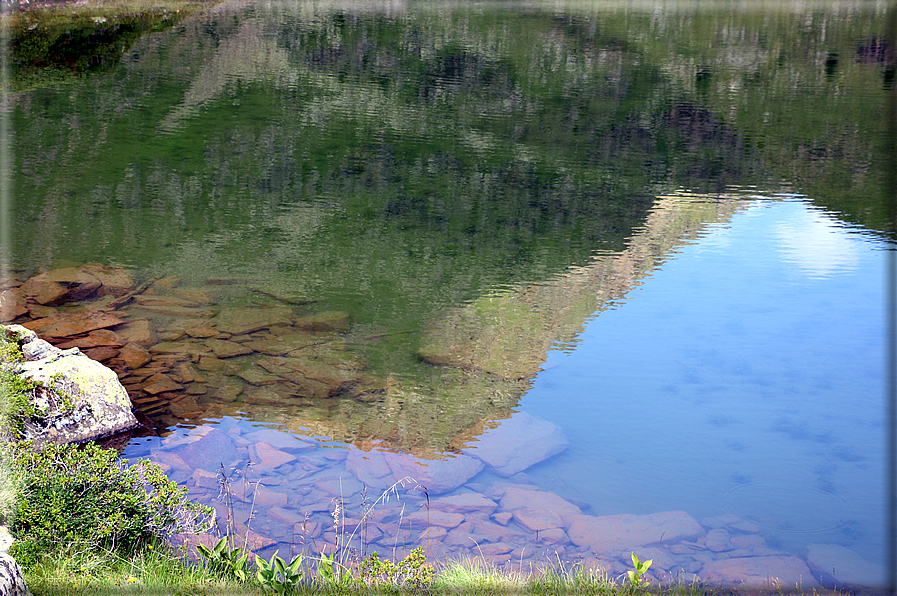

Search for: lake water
xmin=4 ymin=0 xmax=894 ymax=590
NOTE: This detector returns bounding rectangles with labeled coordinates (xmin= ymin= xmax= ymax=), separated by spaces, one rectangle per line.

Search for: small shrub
xmin=7 ymin=441 xmax=213 ymax=568
xmin=0 ymin=327 xmax=24 ymax=364
xmin=0 ymin=370 xmax=40 ymax=439
xmin=359 ymin=547 xmax=435 ymax=591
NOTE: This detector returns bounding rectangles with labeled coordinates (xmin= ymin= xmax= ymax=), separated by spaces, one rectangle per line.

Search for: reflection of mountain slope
xmin=158 ymin=19 xmax=293 ymax=132
xmin=189 ymin=192 xmax=763 ymax=455
xmin=417 ymin=191 xmax=752 ymax=382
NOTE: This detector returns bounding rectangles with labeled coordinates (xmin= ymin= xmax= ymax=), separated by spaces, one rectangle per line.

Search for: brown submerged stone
xmin=255 ymin=355 xmax=356 ymax=398
xmin=141 ymin=373 xmax=184 ymax=395
xmin=204 ymin=338 xmax=252 ymax=358
xmin=129 ymin=304 xmax=214 ymax=318
xmin=293 ymin=311 xmax=350 ymax=333
xmin=237 ymin=366 xmax=283 ymax=386
xmin=24 ymin=310 xmax=126 ymax=338
xmin=211 ymin=307 xmax=296 ymax=335
xmin=169 ymin=395 xmax=203 ymax=419
xmin=242 ymin=387 xmax=290 ymax=406
xmin=113 ymin=319 xmax=159 ymax=347
xmin=78 ymin=264 xmax=135 ymax=297
xmin=173 ymin=362 xmax=204 ymax=384
xmin=0 ymin=289 xmax=28 ymax=322
xmin=131 ymin=295 xmax=203 ymax=308
xmin=149 ymin=341 xmax=209 ymax=358
xmin=83 ymin=346 xmax=120 ymax=362
xmin=56 ymin=329 xmax=125 ymax=350
xmin=20 ymin=268 xmax=102 ymax=305
xmin=242 ymin=331 xmax=323 ymax=356
xmin=185 ymin=325 xmax=219 ymax=338
xmin=26 ymin=303 xmax=58 ymax=319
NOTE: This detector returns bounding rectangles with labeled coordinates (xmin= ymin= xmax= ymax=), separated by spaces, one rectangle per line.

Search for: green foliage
xmin=0 ymin=327 xmax=42 ymax=438
xmin=196 ymin=536 xmax=251 ymax=582
xmin=626 ymin=552 xmax=653 ymax=592
xmin=254 ymin=551 xmax=303 ymax=594
xmin=0 ymin=371 xmax=40 ymax=438
xmin=0 ymin=328 xmax=24 ymax=364
xmin=317 ymin=551 xmax=336 ymax=584
xmin=359 ymin=548 xmax=434 ymax=591
xmin=7 ymin=441 xmax=213 ymax=568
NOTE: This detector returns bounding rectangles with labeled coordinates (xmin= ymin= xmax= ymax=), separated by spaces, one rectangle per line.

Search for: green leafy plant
xmin=255 ymin=550 xmax=303 ymax=594
xmin=317 ymin=551 xmax=336 ymax=584
xmin=626 ymin=552 xmax=653 ymax=592
xmin=0 ymin=371 xmax=41 ymax=438
xmin=7 ymin=441 xmax=213 ymax=568
xmin=195 ymin=535 xmax=250 ymax=582
xmin=358 ymin=547 xmax=434 ymax=591
xmin=0 ymin=327 xmax=25 ymax=364
xmin=0 ymin=328 xmax=41 ymax=439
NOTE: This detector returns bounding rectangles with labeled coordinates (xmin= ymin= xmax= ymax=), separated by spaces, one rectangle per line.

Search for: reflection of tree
xmin=9 ymin=0 xmax=891 ymax=450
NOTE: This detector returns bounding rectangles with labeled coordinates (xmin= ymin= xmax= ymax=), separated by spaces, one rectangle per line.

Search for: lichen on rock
xmin=1 ymin=324 xmax=139 ymax=447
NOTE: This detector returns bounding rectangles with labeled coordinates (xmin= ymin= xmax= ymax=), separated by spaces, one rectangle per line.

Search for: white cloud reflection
xmin=774 ymin=202 xmax=860 ymax=279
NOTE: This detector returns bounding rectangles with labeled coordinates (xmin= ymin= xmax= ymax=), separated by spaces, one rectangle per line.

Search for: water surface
xmin=4 ymin=0 xmax=894 ymax=589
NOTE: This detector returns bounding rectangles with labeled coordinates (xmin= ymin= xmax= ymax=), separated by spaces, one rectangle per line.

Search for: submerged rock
xmin=173 ymin=428 xmax=239 ymax=472
xmin=698 ymin=555 xmax=819 ymax=590
xmin=430 ymin=492 xmax=498 ymax=515
xmin=23 ymin=310 xmax=125 ymax=339
xmin=211 ymin=307 xmax=295 ymax=335
xmin=19 ymin=267 xmax=102 ymax=305
xmin=77 ymin=264 xmax=135 ymax=297
xmin=384 ymin=451 xmax=484 ymax=495
xmin=3 ymin=324 xmax=139 ymax=446
xmin=566 ymin=510 xmax=704 ymax=553
xmin=55 ymin=329 xmax=125 ymax=350
xmin=498 ymin=487 xmax=581 ymax=519
xmin=0 ymin=290 xmax=28 ymax=322
xmin=463 ymin=411 xmax=568 ymax=476
xmin=805 ymin=543 xmax=885 ymax=590
xmin=113 ymin=318 xmax=159 ymax=347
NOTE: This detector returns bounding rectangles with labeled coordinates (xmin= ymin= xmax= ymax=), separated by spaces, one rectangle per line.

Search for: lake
xmin=4 ymin=0 xmax=894 ymax=590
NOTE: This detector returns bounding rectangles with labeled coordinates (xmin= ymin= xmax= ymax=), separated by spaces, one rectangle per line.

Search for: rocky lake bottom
xmin=0 ymin=262 xmax=884 ymax=592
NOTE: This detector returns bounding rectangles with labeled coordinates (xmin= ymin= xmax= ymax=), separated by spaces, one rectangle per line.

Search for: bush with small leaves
xmin=6 ymin=441 xmax=213 ymax=567
xmin=359 ymin=547 xmax=434 ymax=592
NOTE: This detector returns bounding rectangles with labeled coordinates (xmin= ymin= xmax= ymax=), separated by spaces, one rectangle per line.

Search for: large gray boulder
xmin=1 ymin=324 xmax=139 ymax=446
xmin=0 ymin=527 xmax=29 ymax=596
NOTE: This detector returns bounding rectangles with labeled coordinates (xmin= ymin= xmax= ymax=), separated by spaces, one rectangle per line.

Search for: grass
xmin=21 ymin=545 xmax=848 ymax=596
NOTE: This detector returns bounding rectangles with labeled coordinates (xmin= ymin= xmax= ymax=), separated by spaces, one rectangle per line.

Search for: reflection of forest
xmin=359 ymin=191 xmax=755 ymax=453
xmin=215 ymin=191 xmax=754 ymax=454
xmin=8 ymin=0 xmax=893 ymax=451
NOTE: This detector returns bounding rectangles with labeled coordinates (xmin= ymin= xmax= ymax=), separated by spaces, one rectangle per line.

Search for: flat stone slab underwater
xmin=132 ymin=420 xmax=876 ymax=593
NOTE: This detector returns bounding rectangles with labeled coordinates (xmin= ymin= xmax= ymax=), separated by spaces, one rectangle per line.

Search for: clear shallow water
xmin=6 ymin=0 xmax=894 ymax=589
xmin=521 ymin=196 xmax=886 ymax=563
xmin=118 ymin=193 xmax=890 ymax=588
